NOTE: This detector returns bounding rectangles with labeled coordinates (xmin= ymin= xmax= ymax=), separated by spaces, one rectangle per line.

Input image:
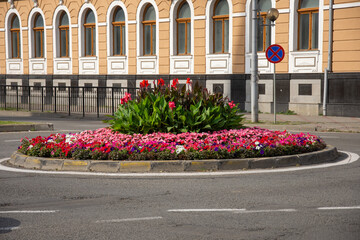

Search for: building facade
xmin=0 ymin=0 xmax=359 ymax=116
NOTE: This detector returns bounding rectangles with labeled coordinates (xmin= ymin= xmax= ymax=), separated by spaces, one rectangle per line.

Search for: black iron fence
xmin=0 ymin=85 xmax=138 ymax=117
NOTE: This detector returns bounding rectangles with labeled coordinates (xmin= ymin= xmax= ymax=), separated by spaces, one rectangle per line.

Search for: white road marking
xmin=0 ymin=210 xmax=59 ymax=214
xmin=168 ymin=209 xmax=246 ymax=213
xmin=4 ymin=139 xmax=20 ymax=142
xmin=0 ymin=151 xmax=358 ymax=177
xmin=318 ymin=206 xmax=360 ymax=210
xmin=0 ymin=227 xmax=20 ymax=231
xmin=236 ymin=209 xmax=297 ymax=213
xmin=96 ymin=216 xmax=163 ymax=223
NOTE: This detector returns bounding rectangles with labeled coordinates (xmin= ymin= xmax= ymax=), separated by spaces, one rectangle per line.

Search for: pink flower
xmin=169 ymin=101 xmax=176 ymax=110
xmin=228 ymin=101 xmax=236 ymax=109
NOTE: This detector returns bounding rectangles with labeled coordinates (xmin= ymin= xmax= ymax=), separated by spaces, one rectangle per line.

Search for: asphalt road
xmin=0 ymin=118 xmax=359 ymax=240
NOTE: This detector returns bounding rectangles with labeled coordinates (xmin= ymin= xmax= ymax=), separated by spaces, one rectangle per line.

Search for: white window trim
xmin=136 ymin=0 xmax=159 ymax=74
xmin=245 ymin=0 xmax=276 ymax=74
xmin=169 ymin=0 xmax=195 ymax=74
xmin=53 ymin=5 xmax=72 ymax=74
xmin=106 ymin=1 xmax=128 ymax=74
xmin=288 ymin=0 xmax=324 ymax=73
xmin=206 ymin=0 xmax=233 ymax=74
xmin=5 ymin=8 xmax=23 ymax=74
xmin=28 ymin=7 xmax=47 ymax=74
xmin=78 ymin=3 xmax=99 ymax=74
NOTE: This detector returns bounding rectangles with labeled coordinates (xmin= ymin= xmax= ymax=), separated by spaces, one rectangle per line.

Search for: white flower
xmin=255 ymin=146 xmax=260 ymax=150
xmin=255 ymin=141 xmax=260 ymax=145
xmin=176 ymin=145 xmax=186 ymax=154
xmin=28 ymin=145 xmax=33 ymax=149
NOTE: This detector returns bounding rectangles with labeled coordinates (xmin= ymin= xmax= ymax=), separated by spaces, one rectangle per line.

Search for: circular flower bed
xmin=18 ymin=127 xmax=326 ymax=161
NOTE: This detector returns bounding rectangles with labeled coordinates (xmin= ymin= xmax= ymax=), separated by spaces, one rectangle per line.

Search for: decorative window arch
xmin=142 ymin=4 xmax=156 ymax=56
xmin=257 ymin=0 xmax=272 ymax=52
xmin=176 ymin=1 xmax=191 ymax=55
xmin=213 ymin=0 xmax=229 ymax=54
xmin=33 ymin=13 xmax=44 ymax=58
xmin=298 ymin=0 xmax=319 ymax=50
xmin=136 ymin=0 xmax=159 ymax=74
xmin=112 ymin=7 xmax=126 ymax=56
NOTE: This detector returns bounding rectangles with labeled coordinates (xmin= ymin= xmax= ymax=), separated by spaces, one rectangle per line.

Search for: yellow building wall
xmin=0 ymin=0 xmax=360 ymax=76
xmin=323 ymin=5 xmax=360 ymax=72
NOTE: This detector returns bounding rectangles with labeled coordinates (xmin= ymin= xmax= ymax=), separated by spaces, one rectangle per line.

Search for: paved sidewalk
xmin=0 ymin=110 xmax=359 ymax=133
xmin=244 ymin=113 xmax=360 ymax=133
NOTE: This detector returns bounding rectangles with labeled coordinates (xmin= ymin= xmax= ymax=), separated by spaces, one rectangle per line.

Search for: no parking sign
xmin=266 ymin=44 xmax=285 ymax=64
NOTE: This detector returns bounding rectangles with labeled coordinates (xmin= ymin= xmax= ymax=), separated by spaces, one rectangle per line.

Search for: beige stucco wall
xmin=0 ymin=0 xmax=359 ymax=75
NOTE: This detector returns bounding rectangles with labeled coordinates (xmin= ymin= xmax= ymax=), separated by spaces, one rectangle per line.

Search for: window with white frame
xmin=257 ymin=0 xmax=271 ymax=52
xmin=112 ymin=7 xmax=126 ymax=56
xmin=213 ymin=0 xmax=229 ymax=54
xmin=59 ymin=12 xmax=69 ymax=57
xmin=10 ymin=15 xmax=21 ymax=58
xmin=177 ymin=1 xmax=191 ymax=55
xmin=84 ymin=9 xmax=96 ymax=56
xmin=33 ymin=13 xmax=44 ymax=58
xmin=142 ymin=4 xmax=156 ymax=56
xmin=298 ymin=0 xmax=319 ymax=50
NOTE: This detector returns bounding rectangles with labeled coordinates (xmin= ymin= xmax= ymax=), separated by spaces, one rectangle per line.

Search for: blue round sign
xmin=266 ymin=44 xmax=285 ymax=64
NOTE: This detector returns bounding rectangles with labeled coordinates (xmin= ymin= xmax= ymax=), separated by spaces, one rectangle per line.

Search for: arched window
xmin=177 ymin=1 xmax=191 ymax=55
xmin=33 ymin=13 xmax=44 ymax=58
xmin=59 ymin=12 xmax=69 ymax=57
xmin=257 ymin=0 xmax=271 ymax=52
xmin=298 ymin=0 xmax=319 ymax=50
xmin=10 ymin=15 xmax=20 ymax=58
xmin=84 ymin=9 xmax=96 ymax=56
xmin=113 ymin=7 xmax=125 ymax=55
xmin=142 ymin=4 xmax=156 ymax=55
xmin=213 ymin=0 xmax=229 ymax=53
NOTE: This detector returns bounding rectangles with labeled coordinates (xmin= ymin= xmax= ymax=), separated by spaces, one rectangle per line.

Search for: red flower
xmin=157 ymin=78 xmax=165 ymax=86
xmin=140 ymin=80 xmax=149 ymax=88
xmin=171 ymin=78 xmax=179 ymax=88
xmin=169 ymin=101 xmax=176 ymax=110
xmin=186 ymin=78 xmax=191 ymax=84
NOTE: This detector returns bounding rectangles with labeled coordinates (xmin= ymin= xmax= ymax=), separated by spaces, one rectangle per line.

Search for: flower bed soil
xmin=18 ymin=127 xmax=326 ymax=161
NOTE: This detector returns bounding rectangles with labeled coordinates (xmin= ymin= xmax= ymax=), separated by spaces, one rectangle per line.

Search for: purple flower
xmin=214 ymin=147 xmax=219 ymax=151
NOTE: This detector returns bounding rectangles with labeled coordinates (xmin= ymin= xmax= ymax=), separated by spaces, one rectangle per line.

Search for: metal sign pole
xmin=273 ymin=63 xmax=276 ymax=124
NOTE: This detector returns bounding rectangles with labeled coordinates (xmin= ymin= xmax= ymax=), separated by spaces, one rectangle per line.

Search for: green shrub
xmin=105 ymin=79 xmax=244 ymax=134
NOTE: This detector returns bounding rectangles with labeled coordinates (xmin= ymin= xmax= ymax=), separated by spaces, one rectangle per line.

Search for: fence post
xmin=68 ymin=86 xmax=71 ymax=116
xmin=112 ymin=87 xmax=114 ymax=116
xmin=82 ymin=87 xmax=85 ymax=117
xmin=54 ymin=87 xmax=57 ymax=113
xmin=28 ymin=86 xmax=31 ymax=111
xmin=16 ymin=85 xmax=19 ymax=111
xmin=3 ymin=86 xmax=6 ymax=110
xmin=97 ymin=87 xmax=99 ymax=118
xmin=41 ymin=86 xmax=44 ymax=112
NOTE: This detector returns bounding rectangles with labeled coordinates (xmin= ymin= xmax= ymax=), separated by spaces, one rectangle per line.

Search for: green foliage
xmin=105 ymin=80 xmax=244 ymax=134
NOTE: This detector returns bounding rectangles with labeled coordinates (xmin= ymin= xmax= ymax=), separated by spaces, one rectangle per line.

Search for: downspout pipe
xmin=323 ymin=0 xmax=334 ymax=116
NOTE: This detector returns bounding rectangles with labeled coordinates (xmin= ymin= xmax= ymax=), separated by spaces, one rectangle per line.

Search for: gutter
xmin=323 ymin=0 xmax=334 ymax=116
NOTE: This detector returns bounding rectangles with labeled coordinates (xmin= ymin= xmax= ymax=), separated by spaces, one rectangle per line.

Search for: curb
xmin=0 ymin=123 xmax=54 ymax=132
xmin=7 ymin=146 xmax=338 ymax=173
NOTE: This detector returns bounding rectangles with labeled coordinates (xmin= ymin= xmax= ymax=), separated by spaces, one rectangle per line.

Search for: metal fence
xmin=0 ymin=85 xmax=138 ymax=117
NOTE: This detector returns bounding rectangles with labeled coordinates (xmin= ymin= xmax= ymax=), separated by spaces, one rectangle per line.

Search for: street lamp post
xmin=251 ymin=3 xmax=279 ymax=123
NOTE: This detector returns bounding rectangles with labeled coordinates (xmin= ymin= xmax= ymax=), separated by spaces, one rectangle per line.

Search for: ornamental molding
xmin=32 ymin=0 xmax=38 ymax=8
xmin=8 ymin=0 xmax=14 ymax=9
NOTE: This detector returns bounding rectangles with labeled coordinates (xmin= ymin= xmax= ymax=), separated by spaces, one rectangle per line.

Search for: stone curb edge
xmin=7 ymin=146 xmax=338 ymax=173
xmin=0 ymin=123 xmax=54 ymax=132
